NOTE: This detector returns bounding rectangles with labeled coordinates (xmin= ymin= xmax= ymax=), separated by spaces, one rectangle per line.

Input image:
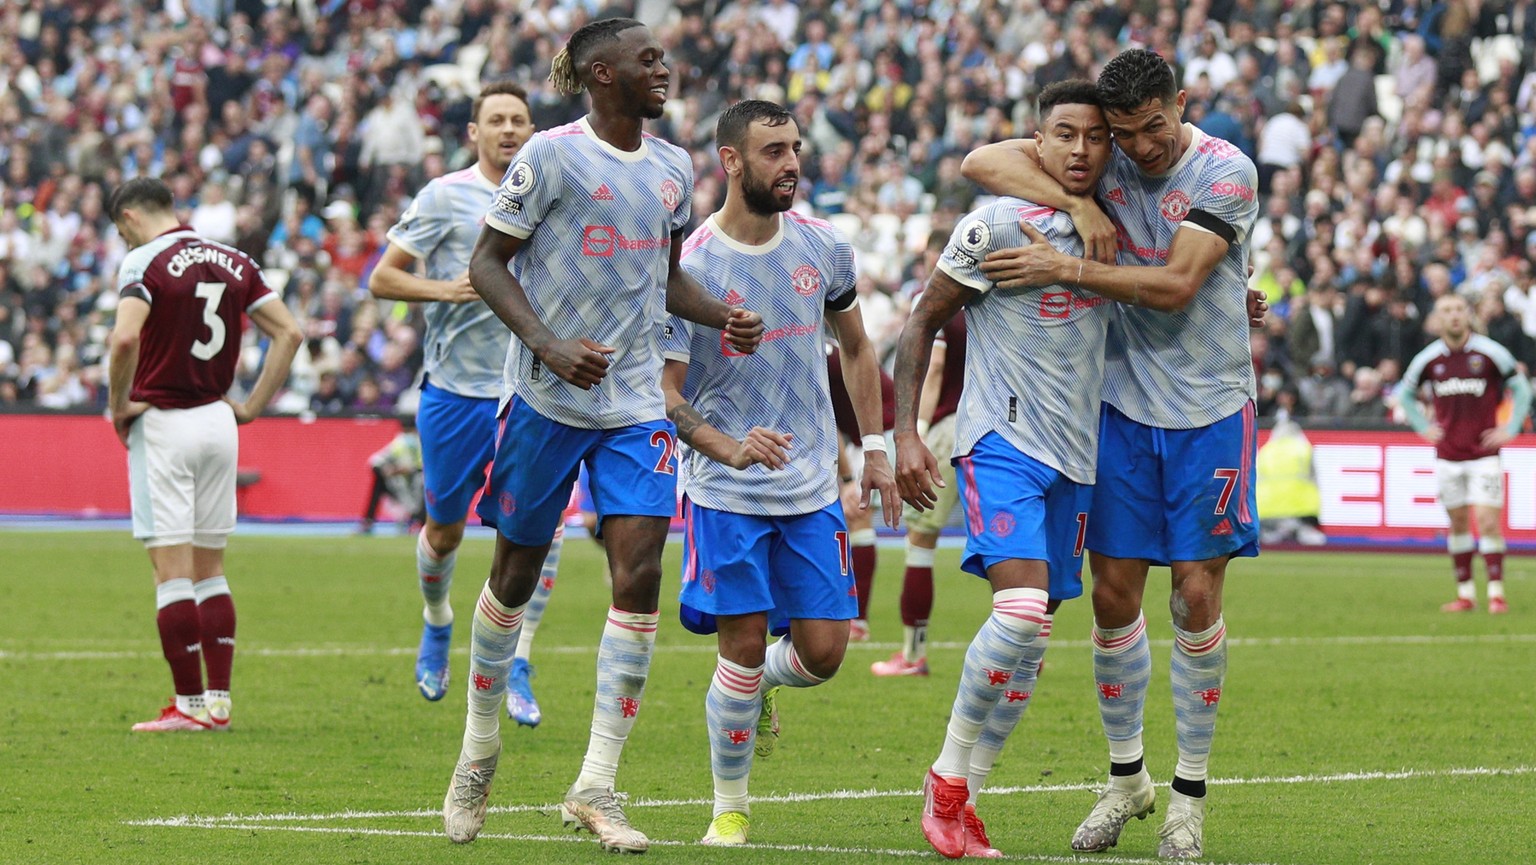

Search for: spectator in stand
xmin=1343 ymin=366 xmax=1388 ymax=420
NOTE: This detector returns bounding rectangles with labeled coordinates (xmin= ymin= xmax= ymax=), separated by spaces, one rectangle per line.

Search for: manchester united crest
xmin=1160 ymin=190 xmax=1191 ymax=221
xmin=660 ymin=179 xmax=682 ymax=210
xmin=792 ymin=265 xmax=822 ymax=296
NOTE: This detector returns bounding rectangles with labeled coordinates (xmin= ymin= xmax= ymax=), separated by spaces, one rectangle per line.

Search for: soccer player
xmin=441 ymin=19 xmax=763 ymax=851
xmin=1401 ymin=293 xmax=1531 ymax=613
xmin=368 ymin=81 xmax=556 ymax=723
xmin=873 ymin=232 xmax=966 ymax=678
xmin=106 ymin=177 xmax=302 ymax=732
xmin=660 ymin=99 xmax=899 ymax=846
xmin=895 ymin=80 xmax=1115 ymax=859
xmin=962 ymin=49 xmax=1261 ymax=858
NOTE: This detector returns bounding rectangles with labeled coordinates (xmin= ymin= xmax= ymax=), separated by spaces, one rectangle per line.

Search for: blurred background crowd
xmin=3 ymin=0 xmax=1536 ymax=427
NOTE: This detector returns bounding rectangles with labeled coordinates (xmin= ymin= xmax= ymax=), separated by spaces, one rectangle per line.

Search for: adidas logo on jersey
xmin=592 ymin=184 xmax=615 ymax=201
xmin=723 ymin=289 xmax=746 ymax=306
xmin=1211 ymin=518 xmax=1233 ymax=536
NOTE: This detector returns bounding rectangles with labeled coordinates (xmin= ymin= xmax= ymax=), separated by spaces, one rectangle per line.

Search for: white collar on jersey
xmin=703 ymin=213 xmax=785 ymax=255
xmin=579 ymin=115 xmax=651 ymax=163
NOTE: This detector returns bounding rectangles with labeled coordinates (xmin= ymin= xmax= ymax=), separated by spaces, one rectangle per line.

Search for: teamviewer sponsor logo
xmin=583 ymin=225 xmax=616 ymax=257
xmin=1040 ymin=291 xmax=1071 ymax=319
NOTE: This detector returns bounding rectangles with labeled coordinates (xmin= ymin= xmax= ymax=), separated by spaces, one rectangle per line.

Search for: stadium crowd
xmin=3 ymin=0 xmax=1536 ymax=426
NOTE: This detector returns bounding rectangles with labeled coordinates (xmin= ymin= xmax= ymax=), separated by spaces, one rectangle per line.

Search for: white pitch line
xmin=10 ymin=632 xmax=1536 ymax=663
xmin=125 ymin=765 xmax=1536 ymax=828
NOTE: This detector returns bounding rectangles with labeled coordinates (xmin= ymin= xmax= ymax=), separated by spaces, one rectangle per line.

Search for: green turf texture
xmin=1 ymin=531 xmax=1532 ymax=864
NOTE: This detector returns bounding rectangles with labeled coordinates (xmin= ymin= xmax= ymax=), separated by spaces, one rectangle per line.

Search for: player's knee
xmin=1090 ymin=580 xmax=1142 ymax=625
xmin=1169 ymin=586 xmax=1221 ymax=631
xmin=423 ymin=519 xmax=465 ymax=555
xmin=798 ymin=640 xmax=845 ymax=680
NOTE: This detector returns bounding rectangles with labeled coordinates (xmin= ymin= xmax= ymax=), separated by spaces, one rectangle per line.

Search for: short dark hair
xmin=1096 ymin=49 xmax=1178 ymax=113
xmin=548 ymin=18 xmax=646 ymax=95
xmin=1037 ymin=79 xmax=1101 ymax=120
xmin=716 ymin=100 xmax=796 ymax=151
xmin=108 ymin=177 xmax=174 ymax=222
xmin=472 ymin=80 xmax=529 ymax=124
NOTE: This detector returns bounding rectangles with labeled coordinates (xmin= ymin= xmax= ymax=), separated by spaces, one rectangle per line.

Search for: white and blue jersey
xmin=484 ymin=116 xmax=693 ymax=429
xmin=667 ymin=212 xmax=861 ymax=628
xmin=1097 ymin=126 xmax=1260 ymax=430
xmin=663 ymin=212 xmax=859 ymax=516
xmin=387 ymin=165 xmax=505 ymax=399
xmin=937 ymin=198 xmax=1112 ymax=484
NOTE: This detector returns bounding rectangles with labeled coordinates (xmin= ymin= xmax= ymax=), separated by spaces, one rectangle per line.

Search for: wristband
xmin=861 ymin=434 xmax=888 ymax=455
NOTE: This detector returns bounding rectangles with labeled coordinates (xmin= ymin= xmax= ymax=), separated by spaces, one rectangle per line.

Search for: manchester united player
xmin=107 ymin=177 xmax=303 ymax=732
xmin=1401 ymin=293 xmax=1531 ymax=613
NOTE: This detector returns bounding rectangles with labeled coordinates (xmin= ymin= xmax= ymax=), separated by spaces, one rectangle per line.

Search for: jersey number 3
xmin=191 ymin=281 xmax=228 ymax=361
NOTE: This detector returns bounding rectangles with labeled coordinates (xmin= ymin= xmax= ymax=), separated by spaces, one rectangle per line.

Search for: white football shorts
xmin=1437 ymin=455 xmax=1504 ymax=510
xmin=128 ymin=400 xmax=239 ymax=548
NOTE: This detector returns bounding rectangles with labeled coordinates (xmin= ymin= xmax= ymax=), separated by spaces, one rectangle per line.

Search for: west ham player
xmin=1401 ymin=293 xmax=1531 ymax=613
xmin=963 ymin=49 xmax=1261 ymax=859
xmin=660 ymin=100 xmax=899 ymax=846
xmin=441 ymin=19 xmax=763 ymax=850
xmin=369 ymin=81 xmax=556 ymax=723
xmin=896 ymin=80 xmax=1114 ymax=859
xmin=107 ymin=177 xmax=302 ymax=732
xmin=874 ymin=232 xmax=967 ymax=678
xmin=825 ymin=342 xmax=895 ymax=640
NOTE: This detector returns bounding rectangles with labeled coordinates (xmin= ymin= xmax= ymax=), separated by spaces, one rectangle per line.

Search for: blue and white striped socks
xmin=574 ymin=608 xmax=659 ymax=792
xmin=1093 ymin=613 xmax=1150 ymax=767
xmin=417 ymin=532 xmax=456 ymax=627
xmin=968 ymin=615 xmax=1052 ymax=800
xmin=1171 ymin=618 xmax=1226 ymax=788
xmin=706 ymin=656 xmax=764 ymax=816
xmin=462 ymin=583 xmax=524 ymax=759
xmin=514 ymin=527 xmax=564 ymax=661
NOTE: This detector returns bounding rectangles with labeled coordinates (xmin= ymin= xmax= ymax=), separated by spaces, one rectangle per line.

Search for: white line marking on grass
xmin=11 ymin=633 xmax=1536 ymax=662
xmin=127 ymin=765 xmax=1536 ymax=828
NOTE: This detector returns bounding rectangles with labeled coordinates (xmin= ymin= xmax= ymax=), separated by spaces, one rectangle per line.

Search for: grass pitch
xmin=1 ymin=530 xmax=1533 ymax=864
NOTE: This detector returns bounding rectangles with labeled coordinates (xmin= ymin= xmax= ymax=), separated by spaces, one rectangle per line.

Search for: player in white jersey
xmin=657 ymin=100 xmax=899 ymax=847
xmin=441 ymin=19 xmax=763 ymax=852
xmin=962 ymin=49 xmax=1260 ymax=859
xmin=894 ymin=81 xmax=1114 ymax=859
xmin=369 ymin=82 xmax=557 ymax=722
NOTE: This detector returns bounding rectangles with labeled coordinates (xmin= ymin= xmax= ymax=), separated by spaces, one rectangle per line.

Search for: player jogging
xmin=1400 ymin=293 xmax=1531 ymax=614
xmin=897 ymin=80 xmax=1114 ymax=859
xmin=441 ymin=19 xmax=763 ymax=851
xmin=660 ymin=99 xmax=899 ymax=846
xmin=369 ymin=81 xmax=557 ymax=724
xmin=963 ymin=50 xmax=1261 ymax=859
xmin=107 ymin=177 xmax=302 ymax=732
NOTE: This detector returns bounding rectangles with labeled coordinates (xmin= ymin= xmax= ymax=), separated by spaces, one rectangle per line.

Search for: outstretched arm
xmin=893 ymin=271 xmax=976 ymax=509
xmin=368 ymin=243 xmax=479 ymax=303
xmin=662 ymin=359 xmax=791 ymax=470
xmin=961 ymin=138 xmax=1116 ymax=263
xmin=982 ymin=221 xmax=1229 ymax=313
xmin=667 ymin=237 xmax=763 ymax=353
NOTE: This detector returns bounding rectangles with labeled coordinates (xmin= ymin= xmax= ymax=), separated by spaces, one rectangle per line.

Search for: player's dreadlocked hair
xmin=1037 ymin=79 xmax=1101 ymax=119
xmin=548 ymin=18 xmax=646 ymax=96
xmin=716 ymin=99 xmax=795 ymax=151
xmin=1095 ymin=49 xmax=1177 ymax=113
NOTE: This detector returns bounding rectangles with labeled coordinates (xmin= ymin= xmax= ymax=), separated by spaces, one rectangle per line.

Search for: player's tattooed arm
xmin=961 ymin=138 xmax=1115 ymax=263
xmin=892 ymin=271 xmax=975 ymax=510
xmin=828 ymin=304 xmax=901 ymax=528
xmin=471 ymin=225 xmax=613 ymax=389
xmin=667 ymin=235 xmax=763 ymax=353
xmin=663 ymin=359 xmax=791 ymax=470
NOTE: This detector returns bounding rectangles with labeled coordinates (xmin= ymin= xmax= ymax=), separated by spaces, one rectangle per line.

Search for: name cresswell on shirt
xmin=721 ymin=322 xmax=820 ymax=357
xmin=166 ymin=245 xmax=246 ymax=279
xmin=1039 ymin=290 xmax=1110 ymax=319
xmin=581 ymin=225 xmax=671 ymax=257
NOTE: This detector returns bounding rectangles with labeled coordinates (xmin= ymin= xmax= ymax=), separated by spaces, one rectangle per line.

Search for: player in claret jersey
xmin=369 ymin=81 xmax=561 ymax=722
xmin=896 ymin=80 xmax=1115 ymax=859
xmin=659 ymin=99 xmax=898 ymax=847
xmin=1401 ymin=293 xmax=1531 ymax=614
xmin=107 ymin=177 xmax=302 ymax=733
xmin=440 ymin=18 xmax=763 ymax=852
xmin=962 ymin=49 xmax=1261 ymax=859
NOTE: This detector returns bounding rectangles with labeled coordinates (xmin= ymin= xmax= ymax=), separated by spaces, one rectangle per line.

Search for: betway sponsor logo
xmin=1434 ymin=377 xmax=1488 ymax=397
xmin=722 ymin=322 xmax=820 ymax=357
xmin=167 ymin=246 xmax=245 ymax=280
xmin=582 ymin=225 xmax=672 ymax=257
